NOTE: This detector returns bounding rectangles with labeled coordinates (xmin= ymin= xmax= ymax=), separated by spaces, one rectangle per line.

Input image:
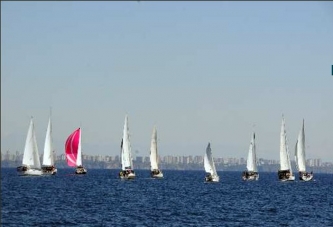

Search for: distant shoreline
xmin=2 ymin=162 xmax=332 ymax=174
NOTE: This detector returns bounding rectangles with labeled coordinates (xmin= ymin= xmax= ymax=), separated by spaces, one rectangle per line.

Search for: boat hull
xmin=17 ymin=166 xmax=42 ymax=176
xmin=278 ymin=170 xmax=295 ymax=181
xmin=151 ymin=170 xmax=164 ymax=178
xmin=42 ymin=166 xmax=57 ymax=175
xmin=205 ymin=175 xmax=219 ymax=182
xmin=242 ymin=171 xmax=259 ymax=181
xmin=119 ymin=170 xmax=135 ymax=179
xmin=75 ymin=166 xmax=87 ymax=174
xmin=299 ymin=172 xmax=314 ymax=181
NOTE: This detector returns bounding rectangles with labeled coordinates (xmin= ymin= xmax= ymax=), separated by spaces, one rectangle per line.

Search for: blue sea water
xmin=1 ymin=168 xmax=333 ymax=227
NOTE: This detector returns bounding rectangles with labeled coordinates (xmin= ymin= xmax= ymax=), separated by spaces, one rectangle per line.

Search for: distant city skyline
xmin=2 ymin=150 xmax=328 ymax=168
xmin=1 ymin=2 xmax=333 ymax=161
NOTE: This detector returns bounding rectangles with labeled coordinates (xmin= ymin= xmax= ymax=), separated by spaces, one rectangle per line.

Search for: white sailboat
xmin=119 ymin=115 xmax=135 ymax=179
xmin=278 ymin=115 xmax=295 ymax=181
xmin=41 ymin=114 xmax=57 ymax=175
xmin=204 ymin=143 xmax=219 ymax=182
xmin=17 ymin=117 xmax=43 ymax=176
xmin=150 ymin=126 xmax=163 ymax=178
xmin=295 ymin=119 xmax=313 ymax=181
xmin=242 ymin=132 xmax=259 ymax=181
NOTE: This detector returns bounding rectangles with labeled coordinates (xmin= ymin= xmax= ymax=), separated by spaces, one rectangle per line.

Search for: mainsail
xmin=22 ymin=118 xmax=41 ymax=169
xmin=246 ymin=133 xmax=257 ymax=172
xmin=280 ymin=117 xmax=291 ymax=171
xmin=295 ymin=120 xmax=306 ymax=172
xmin=121 ymin=115 xmax=133 ymax=170
xmin=150 ymin=126 xmax=159 ymax=171
xmin=42 ymin=117 xmax=54 ymax=166
xmin=204 ymin=143 xmax=217 ymax=176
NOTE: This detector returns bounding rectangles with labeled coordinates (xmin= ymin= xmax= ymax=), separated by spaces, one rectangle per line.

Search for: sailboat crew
xmin=205 ymin=173 xmax=213 ymax=181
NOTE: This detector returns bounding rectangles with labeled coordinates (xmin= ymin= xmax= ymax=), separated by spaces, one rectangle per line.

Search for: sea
xmin=1 ymin=168 xmax=333 ymax=227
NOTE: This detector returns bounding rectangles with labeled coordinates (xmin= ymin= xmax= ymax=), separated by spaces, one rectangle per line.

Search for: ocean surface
xmin=1 ymin=168 xmax=333 ymax=227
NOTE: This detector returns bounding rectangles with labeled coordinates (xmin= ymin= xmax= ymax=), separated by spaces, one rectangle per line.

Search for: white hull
xmin=301 ymin=175 xmax=313 ymax=181
xmin=205 ymin=175 xmax=219 ymax=182
xmin=300 ymin=173 xmax=314 ymax=181
xmin=243 ymin=174 xmax=259 ymax=181
xmin=280 ymin=175 xmax=295 ymax=181
xmin=42 ymin=169 xmax=57 ymax=175
xmin=18 ymin=168 xmax=43 ymax=176
xmin=151 ymin=171 xmax=164 ymax=178
xmin=75 ymin=167 xmax=87 ymax=174
xmin=278 ymin=169 xmax=295 ymax=181
xmin=120 ymin=172 xmax=136 ymax=179
xmin=42 ymin=166 xmax=57 ymax=175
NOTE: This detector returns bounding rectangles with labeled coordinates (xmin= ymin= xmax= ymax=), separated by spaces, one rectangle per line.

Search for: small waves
xmin=1 ymin=169 xmax=332 ymax=227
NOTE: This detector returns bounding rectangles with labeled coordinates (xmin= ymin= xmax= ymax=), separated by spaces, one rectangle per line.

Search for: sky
xmin=1 ymin=1 xmax=333 ymax=161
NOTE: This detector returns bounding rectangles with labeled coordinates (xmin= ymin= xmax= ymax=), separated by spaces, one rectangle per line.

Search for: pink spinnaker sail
xmin=65 ymin=128 xmax=80 ymax=167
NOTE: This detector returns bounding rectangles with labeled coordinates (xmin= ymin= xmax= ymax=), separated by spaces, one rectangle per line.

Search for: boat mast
xmin=50 ymin=107 xmax=54 ymax=165
xmin=285 ymin=128 xmax=292 ymax=174
xmin=295 ymin=140 xmax=299 ymax=171
xmin=252 ymin=123 xmax=258 ymax=172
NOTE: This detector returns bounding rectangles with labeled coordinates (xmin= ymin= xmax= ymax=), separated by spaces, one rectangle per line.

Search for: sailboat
xmin=65 ymin=127 xmax=87 ymax=174
xmin=278 ymin=115 xmax=295 ymax=181
xmin=17 ymin=117 xmax=43 ymax=176
xmin=204 ymin=143 xmax=219 ymax=182
xmin=295 ymin=119 xmax=313 ymax=181
xmin=242 ymin=132 xmax=259 ymax=181
xmin=119 ymin=115 xmax=135 ymax=179
xmin=41 ymin=113 xmax=57 ymax=175
xmin=150 ymin=126 xmax=163 ymax=178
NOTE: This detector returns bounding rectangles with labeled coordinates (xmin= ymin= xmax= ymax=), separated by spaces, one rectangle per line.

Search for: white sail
xmin=279 ymin=116 xmax=291 ymax=171
xmin=286 ymin=133 xmax=293 ymax=175
xmin=204 ymin=150 xmax=212 ymax=174
xmin=150 ymin=126 xmax=159 ymax=171
xmin=204 ymin=143 xmax=218 ymax=176
xmin=76 ymin=128 xmax=83 ymax=166
xmin=121 ymin=115 xmax=133 ymax=170
xmin=42 ymin=117 xmax=54 ymax=166
xmin=22 ymin=118 xmax=41 ymax=169
xmin=246 ymin=133 xmax=257 ymax=172
xmin=295 ymin=120 xmax=306 ymax=172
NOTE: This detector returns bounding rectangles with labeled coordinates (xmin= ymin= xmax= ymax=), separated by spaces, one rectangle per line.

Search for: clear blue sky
xmin=1 ymin=1 xmax=333 ymax=161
